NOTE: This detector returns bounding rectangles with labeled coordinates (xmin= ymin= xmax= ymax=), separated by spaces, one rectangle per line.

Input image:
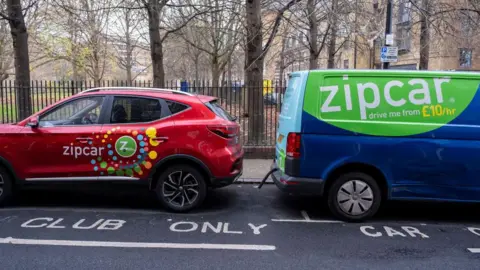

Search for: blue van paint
xmin=272 ymin=69 xmax=480 ymax=204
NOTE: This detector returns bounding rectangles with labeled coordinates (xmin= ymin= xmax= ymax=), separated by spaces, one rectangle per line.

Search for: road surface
xmin=0 ymin=184 xmax=479 ymax=269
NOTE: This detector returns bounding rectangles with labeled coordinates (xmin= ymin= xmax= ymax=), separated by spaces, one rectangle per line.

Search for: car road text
xmin=360 ymin=226 xmax=429 ymax=238
xmin=21 ymin=217 xmax=125 ymax=230
xmin=169 ymin=221 xmax=267 ymax=235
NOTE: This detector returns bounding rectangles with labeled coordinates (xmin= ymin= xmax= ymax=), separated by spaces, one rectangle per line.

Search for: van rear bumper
xmin=270 ymin=162 xmax=325 ymax=196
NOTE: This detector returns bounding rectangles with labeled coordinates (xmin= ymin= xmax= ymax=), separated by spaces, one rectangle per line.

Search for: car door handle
xmin=151 ymin=136 xmax=168 ymax=142
xmin=76 ymin=137 xmax=92 ymax=143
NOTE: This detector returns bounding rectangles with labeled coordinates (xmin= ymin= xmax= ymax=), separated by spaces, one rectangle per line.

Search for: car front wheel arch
xmin=0 ymin=156 xmax=19 ymax=184
xmin=149 ymin=155 xmax=212 ymax=190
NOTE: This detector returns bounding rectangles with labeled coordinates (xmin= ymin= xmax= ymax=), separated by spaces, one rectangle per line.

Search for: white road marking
xmin=301 ymin=211 xmax=311 ymax=221
xmin=467 ymin=248 xmax=480 ymax=253
xmin=271 ymin=219 xmax=343 ymax=223
xmin=0 ymin=237 xmax=276 ymax=251
xmin=0 ymin=207 xmax=164 ymax=215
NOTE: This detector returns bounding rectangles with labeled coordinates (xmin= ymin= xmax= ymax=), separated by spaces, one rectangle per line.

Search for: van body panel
xmin=274 ymin=69 xmax=480 ymax=203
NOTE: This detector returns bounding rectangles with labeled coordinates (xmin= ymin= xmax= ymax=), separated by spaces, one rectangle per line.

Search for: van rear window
xmin=281 ymin=75 xmax=301 ymax=116
xmin=205 ymin=100 xmax=235 ymax=121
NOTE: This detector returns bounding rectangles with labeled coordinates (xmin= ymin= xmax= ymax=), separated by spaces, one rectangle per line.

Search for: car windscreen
xmin=205 ymin=100 xmax=236 ymax=121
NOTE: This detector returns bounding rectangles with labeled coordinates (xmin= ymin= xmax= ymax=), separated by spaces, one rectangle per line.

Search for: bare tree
xmin=418 ymin=0 xmax=430 ymax=70
xmin=32 ymin=0 xmax=114 ymax=85
xmin=326 ymin=0 xmax=338 ymax=68
xmin=179 ymin=0 xmax=243 ymax=89
xmin=0 ymin=18 xmax=13 ymax=82
xmin=110 ymin=0 xmax=147 ymax=83
xmin=0 ymin=0 xmax=38 ymax=120
xmin=244 ymin=0 xmax=300 ymax=144
xmin=140 ymin=0 xmax=210 ymax=87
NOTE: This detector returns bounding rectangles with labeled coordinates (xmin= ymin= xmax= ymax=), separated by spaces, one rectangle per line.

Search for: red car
xmin=0 ymin=87 xmax=243 ymax=212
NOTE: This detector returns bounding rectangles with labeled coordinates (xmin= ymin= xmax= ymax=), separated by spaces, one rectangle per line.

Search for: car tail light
xmin=286 ymin=132 xmax=301 ymax=158
xmin=208 ymin=125 xmax=238 ymax=139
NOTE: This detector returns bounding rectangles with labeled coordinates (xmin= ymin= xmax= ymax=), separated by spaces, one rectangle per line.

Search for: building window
xmin=396 ymin=26 xmax=411 ymax=52
xmin=396 ymin=0 xmax=412 ymax=52
xmin=397 ymin=0 xmax=412 ymax=24
xmin=459 ymin=48 xmax=473 ymax=68
xmin=344 ymin=40 xmax=350 ymax=50
xmin=344 ymin=59 xmax=349 ymax=69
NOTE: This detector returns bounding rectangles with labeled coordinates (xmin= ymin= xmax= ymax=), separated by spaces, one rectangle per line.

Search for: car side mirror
xmin=27 ymin=116 xmax=39 ymax=128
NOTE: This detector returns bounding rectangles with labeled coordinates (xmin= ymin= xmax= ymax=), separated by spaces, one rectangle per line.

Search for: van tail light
xmin=208 ymin=125 xmax=238 ymax=139
xmin=286 ymin=132 xmax=301 ymax=158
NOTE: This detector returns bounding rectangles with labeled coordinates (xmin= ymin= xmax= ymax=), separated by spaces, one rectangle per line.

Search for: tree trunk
xmin=125 ymin=38 xmax=133 ymax=84
xmin=68 ymin=13 xmax=80 ymax=82
xmin=125 ymin=10 xmax=133 ymax=84
xmin=194 ymin=55 xmax=199 ymax=82
xmin=307 ymin=0 xmax=318 ymax=69
xmin=7 ymin=0 xmax=32 ymax=121
xmin=211 ymin=56 xmax=220 ymax=96
xmin=93 ymin=50 xmax=101 ymax=87
xmin=147 ymin=0 xmax=165 ymax=88
xmin=419 ymin=0 xmax=430 ymax=70
xmin=327 ymin=0 xmax=338 ymax=69
xmin=227 ymin=59 xmax=232 ymax=82
xmin=245 ymin=0 xmax=264 ymax=144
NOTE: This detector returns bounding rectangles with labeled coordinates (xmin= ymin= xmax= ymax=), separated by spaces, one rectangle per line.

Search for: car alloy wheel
xmin=336 ymin=179 xmax=374 ymax=216
xmin=162 ymin=171 xmax=200 ymax=208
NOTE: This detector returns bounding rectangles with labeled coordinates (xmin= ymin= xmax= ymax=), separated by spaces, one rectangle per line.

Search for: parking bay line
xmin=0 ymin=237 xmax=276 ymax=251
xmin=271 ymin=219 xmax=343 ymax=223
xmin=272 ymin=210 xmax=344 ymax=223
xmin=467 ymin=248 xmax=480 ymax=253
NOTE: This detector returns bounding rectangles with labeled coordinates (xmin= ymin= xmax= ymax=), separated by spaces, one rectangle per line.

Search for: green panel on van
xmin=303 ymin=71 xmax=479 ymax=136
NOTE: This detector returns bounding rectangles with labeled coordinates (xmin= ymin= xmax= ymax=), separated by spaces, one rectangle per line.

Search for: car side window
xmin=39 ymin=96 xmax=105 ymax=127
xmin=166 ymin=100 xmax=189 ymax=114
xmin=110 ymin=97 xmax=163 ymax=124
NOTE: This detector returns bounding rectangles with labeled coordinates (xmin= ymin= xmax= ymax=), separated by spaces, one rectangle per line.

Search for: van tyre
xmin=327 ymin=172 xmax=382 ymax=222
xmin=155 ymin=164 xmax=207 ymax=212
xmin=0 ymin=167 xmax=13 ymax=206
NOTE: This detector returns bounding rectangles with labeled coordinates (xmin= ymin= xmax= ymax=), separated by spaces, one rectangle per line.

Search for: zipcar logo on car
xmin=62 ymin=136 xmax=138 ymax=159
xmin=115 ymin=136 xmax=137 ymax=158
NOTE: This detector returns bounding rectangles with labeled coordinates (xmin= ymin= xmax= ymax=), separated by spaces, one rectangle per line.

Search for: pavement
xmin=0 ymin=159 xmax=480 ymax=269
xmin=237 ymin=159 xmax=273 ymax=182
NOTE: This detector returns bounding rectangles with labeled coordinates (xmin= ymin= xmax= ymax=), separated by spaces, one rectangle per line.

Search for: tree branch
xmin=262 ymin=0 xmax=302 ymax=54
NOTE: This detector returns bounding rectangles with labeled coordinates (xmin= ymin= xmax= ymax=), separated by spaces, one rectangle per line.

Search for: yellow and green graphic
xmin=66 ymin=126 xmax=161 ymax=178
xmin=303 ymin=73 xmax=480 ymax=136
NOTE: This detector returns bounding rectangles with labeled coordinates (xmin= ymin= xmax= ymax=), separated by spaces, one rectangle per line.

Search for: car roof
xmin=76 ymin=87 xmax=217 ymax=104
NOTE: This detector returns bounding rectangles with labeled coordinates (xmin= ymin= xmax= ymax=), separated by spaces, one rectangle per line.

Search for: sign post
xmin=383 ymin=0 xmax=393 ymax=69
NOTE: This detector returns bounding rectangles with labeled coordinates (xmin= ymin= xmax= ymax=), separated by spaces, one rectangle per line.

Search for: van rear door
xmin=276 ymin=72 xmax=308 ymax=172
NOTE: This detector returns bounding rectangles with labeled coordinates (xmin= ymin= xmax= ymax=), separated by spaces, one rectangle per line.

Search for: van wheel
xmin=0 ymin=167 xmax=13 ymax=206
xmin=155 ymin=165 xmax=207 ymax=212
xmin=327 ymin=172 xmax=382 ymax=222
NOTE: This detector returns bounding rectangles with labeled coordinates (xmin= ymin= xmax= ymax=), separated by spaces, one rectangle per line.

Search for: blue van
xmin=267 ymin=69 xmax=480 ymax=222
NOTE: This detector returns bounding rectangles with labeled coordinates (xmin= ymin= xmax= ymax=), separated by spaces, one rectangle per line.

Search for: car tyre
xmin=327 ymin=172 xmax=382 ymax=222
xmin=155 ymin=164 xmax=207 ymax=212
xmin=0 ymin=167 xmax=13 ymax=206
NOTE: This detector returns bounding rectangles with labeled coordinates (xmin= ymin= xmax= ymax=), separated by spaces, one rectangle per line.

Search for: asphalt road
xmin=0 ymin=184 xmax=480 ymax=270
